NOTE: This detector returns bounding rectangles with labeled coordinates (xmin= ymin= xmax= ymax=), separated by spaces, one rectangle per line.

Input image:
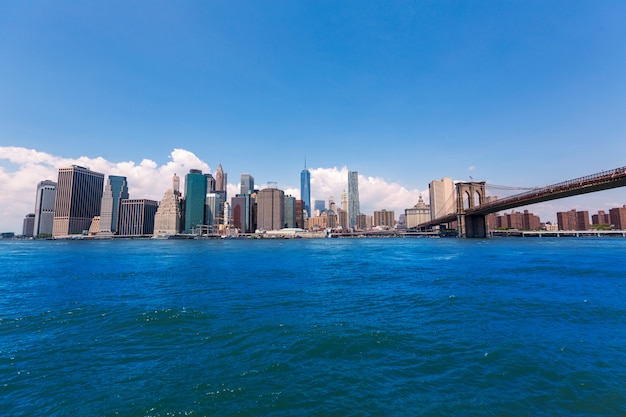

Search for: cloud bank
xmin=0 ymin=147 xmax=425 ymax=233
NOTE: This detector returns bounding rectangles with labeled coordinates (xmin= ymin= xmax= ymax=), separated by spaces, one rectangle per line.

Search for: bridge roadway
xmin=419 ymin=165 xmax=626 ymax=229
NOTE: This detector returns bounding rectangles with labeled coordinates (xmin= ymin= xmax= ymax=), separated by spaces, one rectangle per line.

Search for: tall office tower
xmin=314 ymin=200 xmax=326 ymax=215
xmin=23 ymin=213 xmax=35 ymax=237
xmin=52 ymin=165 xmax=105 ymax=237
xmin=231 ymin=196 xmax=246 ymax=232
xmin=215 ymin=164 xmax=227 ymax=193
xmin=348 ymin=171 xmax=360 ymax=230
xmin=429 ymin=178 xmax=455 ymax=220
xmin=205 ymin=174 xmax=216 ymax=193
xmin=241 ymin=174 xmax=254 ymax=195
xmin=257 ymin=188 xmax=284 ymax=231
xmin=184 ymin=169 xmax=207 ymax=234
xmin=295 ymin=200 xmax=304 ymax=229
xmin=154 ymin=174 xmax=183 ymax=235
xmin=205 ymin=192 xmax=224 ymax=232
xmin=33 ymin=180 xmax=57 ymax=237
xmin=99 ymin=175 xmax=129 ymax=235
xmin=117 ymin=199 xmax=158 ymax=236
xmin=284 ymin=195 xmax=296 ymax=228
xmin=300 ymin=164 xmax=311 ymax=217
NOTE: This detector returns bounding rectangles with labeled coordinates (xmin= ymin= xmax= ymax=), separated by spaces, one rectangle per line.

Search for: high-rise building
xmin=22 ymin=213 xmax=35 ymax=237
xmin=205 ymin=192 xmax=225 ymax=232
xmin=52 ymin=165 xmax=105 ymax=237
xmin=374 ymin=210 xmax=395 ymax=228
xmin=609 ymin=205 xmax=626 ymax=229
xmin=295 ymin=199 xmax=304 ymax=229
xmin=405 ymin=195 xmax=430 ymax=228
xmin=557 ymin=209 xmax=589 ymax=230
xmin=117 ymin=199 xmax=158 ymax=236
xmin=184 ymin=169 xmax=207 ymax=234
xmin=99 ymin=175 xmax=129 ymax=235
xmin=348 ymin=171 xmax=360 ymax=230
xmin=215 ymin=164 xmax=227 ymax=194
xmin=300 ymin=165 xmax=311 ymax=217
xmin=429 ymin=178 xmax=455 ymax=220
xmin=314 ymin=200 xmax=326 ymax=215
xmin=33 ymin=180 xmax=57 ymax=237
xmin=592 ymin=210 xmax=610 ymax=225
xmin=241 ymin=174 xmax=254 ymax=195
xmin=257 ymin=188 xmax=284 ymax=231
xmin=284 ymin=195 xmax=296 ymax=228
xmin=205 ymin=174 xmax=216 ymax=193
xmin=154 ymin=174 xmax=183 ymax=236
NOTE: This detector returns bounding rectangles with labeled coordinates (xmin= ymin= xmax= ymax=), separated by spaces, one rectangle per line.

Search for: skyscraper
xmin=429 ymin=178 xmax=455 ymax=220
xmin=33 ymin=180 xmax=57 ymax=237
xmin=184 ymin=169 xmax=207 ymax=234
xmin=52 ymin=165 xmax=105 ymax=237
xmin=99 ymin=175 xmax=129 ymax=235
xmin=241 ymin=174 xmax=254 ymax=195
xmin=348 ymin=171 xmax=360 ymax=230
xmin=284 ymin=195 xmax=296 ymax=228
xmin=300 ymin=164 xmax=311 ymax=217
xmin=215 ymin=164 xmax=227 ymax=193
xmin=257 ymin=188 xmax=284 ymax=231
xmin=154 ymin=173 xmax=183 ymax=236
xmin=22 ymin=213 xmax=35 ymax=237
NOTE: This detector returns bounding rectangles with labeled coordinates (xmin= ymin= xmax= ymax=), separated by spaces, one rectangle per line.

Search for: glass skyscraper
xmin=348 ymin=171 xmax=360 ymax=230
xmin=184 ymin=169 xmax=207 ymax=234
xmin=300 ymin=165 xmax=311 ymax=217
xmin=240 ymin=174 xmax=254 ymax=195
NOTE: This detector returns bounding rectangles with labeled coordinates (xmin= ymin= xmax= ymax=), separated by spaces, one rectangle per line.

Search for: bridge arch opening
xmin=474 ymin=190 xmax=481 ymax=207
xmin=463 ymin=191 xmax=471 ymax=210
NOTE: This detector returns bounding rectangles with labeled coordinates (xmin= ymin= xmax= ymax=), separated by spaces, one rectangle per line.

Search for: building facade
xmin=118 ymin=199 xmax=158 ymax=236
xmin=99 ymin=175 xmax=129 ymax=235
xmin=374 ymin=210 xmax=395 ymax=228
xmin=23 ymin=213 xmax=35 ymax=237
xmin=405 ymin=195 xmax=430 ymax=228
xmin=557 ymin=209 xmax=589 ymax=230
xmin=184 ymin=169 xmax=207 ymax=234
xmin=257 ymin=188 xmax=284 ymax=231
xmin=348 ymin=171 xmax=360 ymax=230
xmin=33 ymin=180 xmax=57 ymax=237
xmin=429 ymin=178 xmax=455 ymax=220
xmin=301 ymin=166 xmax=311 ymax=217
xmin=592 ymin=210 xmax=610 ymax=225
xmin=609 ymin=205 xmax=626 ymax=229
xmin=284 ymin=195 xmax=296 ymax=228
xmin=215 ymin=164 xmax=227 ymax=195
xmin=153 ymin=174 xmax=183 ymax=236
xmin=240 ymin=174 xmax=254 ymax=195
xmin=52 ymin=165 xmax=105 ymax=237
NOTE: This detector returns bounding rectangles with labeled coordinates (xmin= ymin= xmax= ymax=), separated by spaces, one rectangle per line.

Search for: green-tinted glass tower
xmin=184 ymin=169 xmax=207 ymax=234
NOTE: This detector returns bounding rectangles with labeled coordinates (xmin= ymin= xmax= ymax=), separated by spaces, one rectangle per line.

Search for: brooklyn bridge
xmin=418 ymin=165 xmax=626 ymax=238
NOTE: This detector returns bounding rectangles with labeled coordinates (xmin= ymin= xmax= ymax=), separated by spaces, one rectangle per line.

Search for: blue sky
xmin=1 ymin=1 xmax=626 ymax=232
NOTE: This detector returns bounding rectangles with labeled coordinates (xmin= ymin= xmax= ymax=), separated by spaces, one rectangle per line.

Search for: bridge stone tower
xmin=456 ymin=181 xmax=488 ymax=238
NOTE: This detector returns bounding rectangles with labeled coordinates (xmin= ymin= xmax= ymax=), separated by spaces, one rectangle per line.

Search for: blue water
xmin=1 ymin=238 xmax=625 ymax=416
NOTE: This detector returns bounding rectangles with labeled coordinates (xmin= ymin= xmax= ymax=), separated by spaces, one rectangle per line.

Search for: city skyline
xmin=1 ymin=2 xmax=626 ymax=232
